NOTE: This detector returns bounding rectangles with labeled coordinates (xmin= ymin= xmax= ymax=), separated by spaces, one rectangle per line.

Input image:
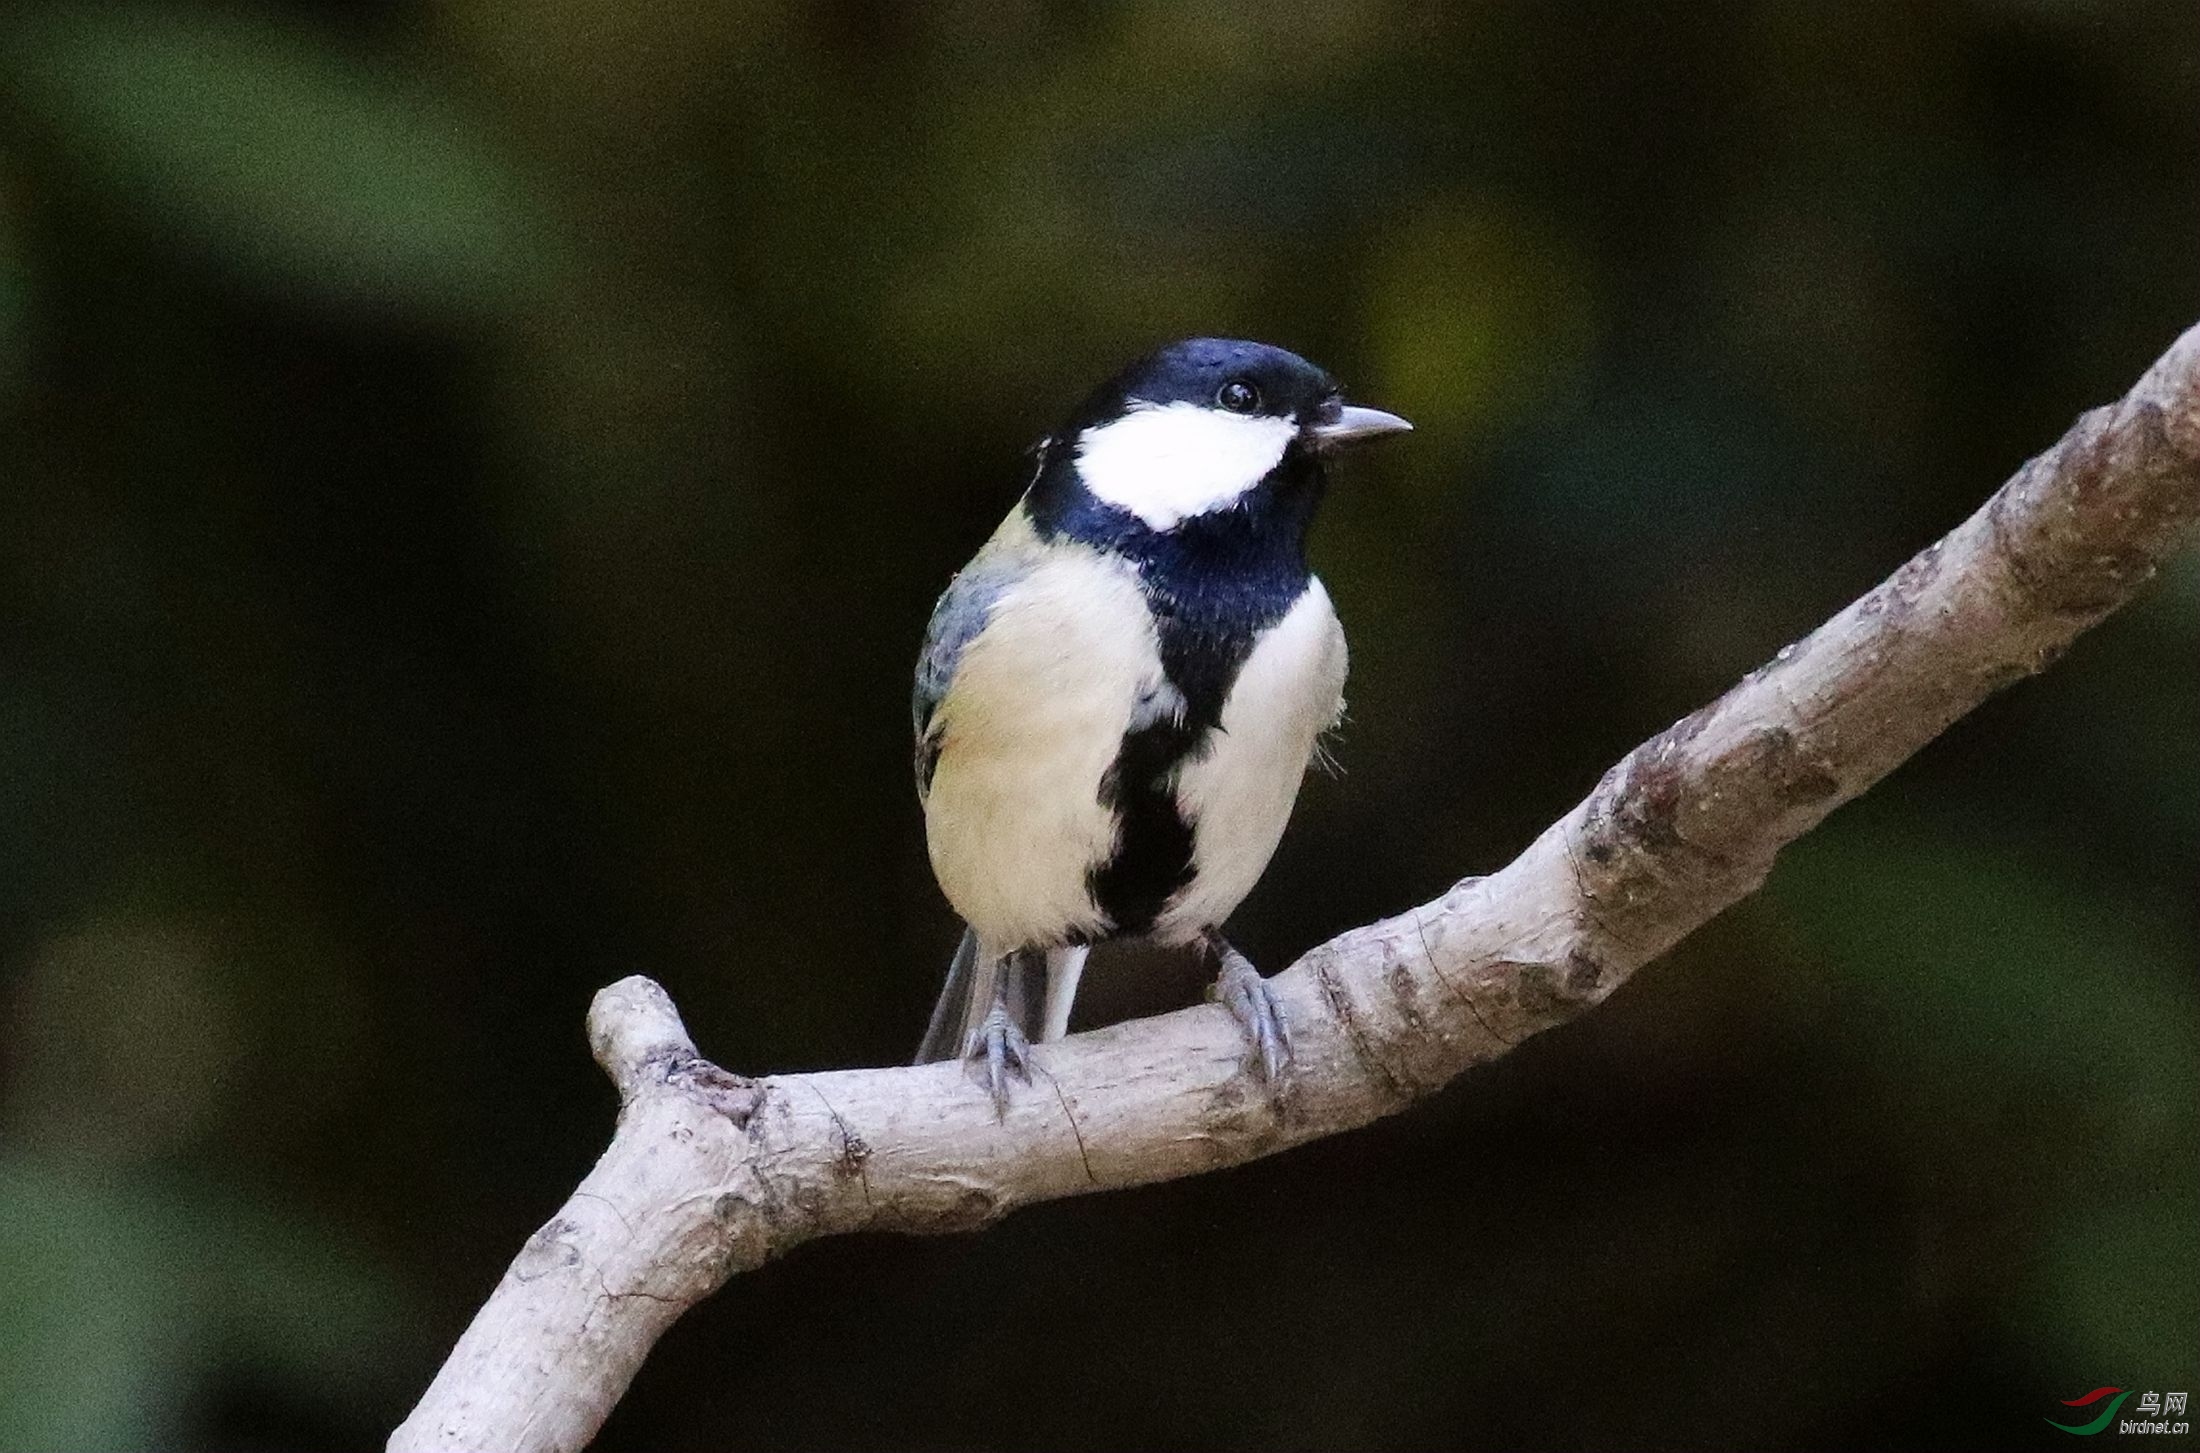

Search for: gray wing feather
xmin=913 ymin=450 xmax=1052 ymax=767
xmin=912 ymin=550 xmax=1023 ymax=797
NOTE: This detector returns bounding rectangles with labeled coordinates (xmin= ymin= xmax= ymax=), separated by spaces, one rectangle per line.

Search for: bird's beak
xmin=1306 ymin=402 xmax=1414 ymax=448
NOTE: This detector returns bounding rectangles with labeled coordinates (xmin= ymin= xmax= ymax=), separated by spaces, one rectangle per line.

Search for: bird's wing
xmin=913 ymin=446 xmax=1058 ymax=801
xmin=913 ymin=532 xmax=1031 ymax=800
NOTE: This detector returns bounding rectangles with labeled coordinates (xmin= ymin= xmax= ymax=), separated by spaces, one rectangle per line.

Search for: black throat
xmin=1025 ymin=443 xmax=1325 ymax=937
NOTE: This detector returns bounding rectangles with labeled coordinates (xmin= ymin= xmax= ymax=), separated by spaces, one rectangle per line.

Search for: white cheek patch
xmin=1074 ymin=401 xmax=1298 ymax=531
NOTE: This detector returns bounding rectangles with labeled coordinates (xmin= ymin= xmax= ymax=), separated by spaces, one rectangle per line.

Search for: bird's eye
xmin=1217 ymin=380 xmax=1261 ymax=414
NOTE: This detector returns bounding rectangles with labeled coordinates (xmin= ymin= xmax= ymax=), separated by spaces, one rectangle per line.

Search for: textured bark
xmin=390 ymin=323 xmax=2200 ymax=1453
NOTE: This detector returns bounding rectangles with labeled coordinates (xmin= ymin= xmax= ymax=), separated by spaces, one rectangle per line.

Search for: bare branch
xmin=390 ymin=324 xmax=2200 ymax=1453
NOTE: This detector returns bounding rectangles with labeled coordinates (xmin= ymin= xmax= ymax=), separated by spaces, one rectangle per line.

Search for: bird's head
xmin=1048 ymin=338 xmax=1410 ymax=534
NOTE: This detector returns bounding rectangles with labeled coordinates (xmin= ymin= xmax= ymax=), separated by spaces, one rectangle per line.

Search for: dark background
xmin=2 ymin=2 xmax=2195 ymax=1449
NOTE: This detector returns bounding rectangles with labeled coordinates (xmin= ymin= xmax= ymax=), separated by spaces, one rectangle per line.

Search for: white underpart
xmin=1157 ymin=580 xmax=1348 ymax=944
xmin=924 ymin=531 xmax=1165 ymax=950
xmin=1074 ymin=401 xmax=1299 ymax=530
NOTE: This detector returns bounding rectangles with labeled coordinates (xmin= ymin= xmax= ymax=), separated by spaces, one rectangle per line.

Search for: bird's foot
xmin=1208 ymin=939 xmax=1291 ymax=1084
xmin=963 ymin=1003 xmax=1031 ymax=1118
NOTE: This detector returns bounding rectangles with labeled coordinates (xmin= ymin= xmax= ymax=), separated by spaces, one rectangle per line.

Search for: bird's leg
xmin=963 ymin=952 xmax=1031 ymax=1118
xmin=1204 ymin=930 xmax=1291 ymax=1083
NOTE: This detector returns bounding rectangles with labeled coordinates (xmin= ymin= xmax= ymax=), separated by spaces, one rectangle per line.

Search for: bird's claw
xmin=1210 ymin=944 xmax=1291 ymax=1084
xmin=963 ymin=1003 xmax=1030 ymax=1118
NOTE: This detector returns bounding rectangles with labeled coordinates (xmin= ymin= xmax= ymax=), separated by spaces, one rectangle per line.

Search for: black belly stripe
xmin=1086 ymin=586 xmax=1302 ymax=936
xmin=1086 ymin=709 xmax=1203 ymax=937
xmin=1030 ymin=442 xmax=1328 ymax=938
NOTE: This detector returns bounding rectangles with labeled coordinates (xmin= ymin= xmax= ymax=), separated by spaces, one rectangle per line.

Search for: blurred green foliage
xmin=0 ymin=1 xmax=2193 ymax=1448
xmin=4 ymin=5 xmax=551 ymax=315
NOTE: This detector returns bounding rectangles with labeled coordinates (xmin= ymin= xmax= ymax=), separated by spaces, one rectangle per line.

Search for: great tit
xmin=912 ymin=337 xmax=1411 ymax=1109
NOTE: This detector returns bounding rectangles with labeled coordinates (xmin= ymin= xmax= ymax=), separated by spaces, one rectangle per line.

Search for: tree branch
xmin=390 ymin=324 xmax=2200 ymax=1453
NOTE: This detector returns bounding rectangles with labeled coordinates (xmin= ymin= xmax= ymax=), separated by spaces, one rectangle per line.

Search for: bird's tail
xmin=914 ymin=931 xmax=1086 ymax=1063
xmin=915 ymin=928 xmax=984 ymax=1063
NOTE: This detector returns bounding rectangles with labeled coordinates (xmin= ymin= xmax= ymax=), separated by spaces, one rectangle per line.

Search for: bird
xmin=911 ymin=337 xmax=1411 ymax=1110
